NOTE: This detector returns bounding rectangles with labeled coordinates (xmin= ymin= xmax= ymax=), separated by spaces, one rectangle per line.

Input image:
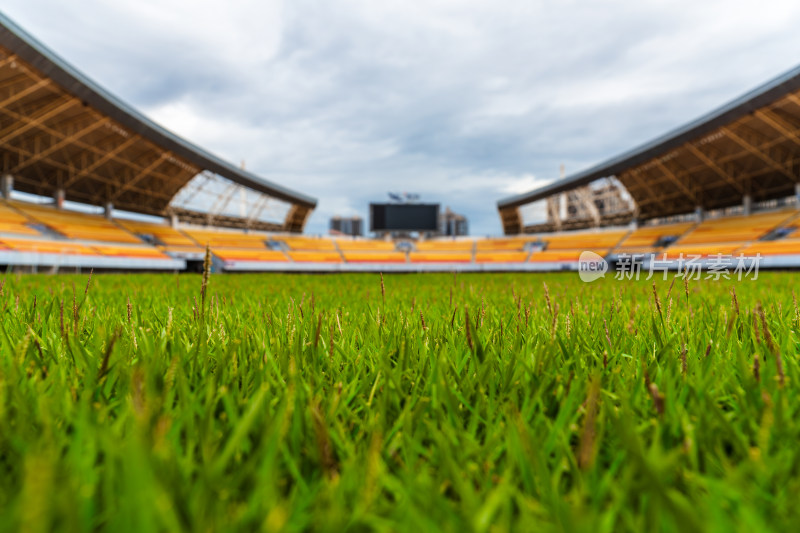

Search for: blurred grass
xmin=0 ymin=271 xmax=798 ymax=532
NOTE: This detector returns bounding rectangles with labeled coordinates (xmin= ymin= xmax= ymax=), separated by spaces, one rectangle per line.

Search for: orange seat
xmin=280 ymin=237 xmax=337 ymax=251
xmin=475 ymin=251 xmax=529 ymax=263
xmin=183 ymin=229 xmax=269 ymax=249
xmin=342 ymin=251 xmax=406 ymax=263
xmin=212 ymin=249 xmax=288 ymax=262
xmin=616 ymin=222 xmax=694 ymax=248
xmin=335 ymin=240 xmax=396 ymax=251
xmin=13 ymin=202 xmax=140 ymax=244
xmin=117 ymin=219 xmax=198 ymax=247
xmin=543 ymin=231 xmax=627 ymax=250
xmin=409 ymin=252 xmax=473 ymax=263
xmin=287 ymin=251 xmax=343 ymax=263
xmin=529 ymin=250 xmax=607 ymax=262
xmin=92 ymin=245 xmax=169 ymax=259
xmin=738 ymin=240 xmax=800 ymax=256
xmin=663 ymin=244 xmax=742 ymax=259
xmin=0 ymin=238 xmax=96 ymax=255
xmin=0 ymin=203 xmax=40 ymax=236
xmin=679 ymin=210 xmax=796 ymax=245
xmin=416 ymin=240 xmax=474 ymax=252
xmin=475 ymin=238 xmax=532 ymax=252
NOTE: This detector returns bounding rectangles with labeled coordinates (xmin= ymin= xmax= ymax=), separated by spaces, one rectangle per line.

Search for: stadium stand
xmin=663 ymin=244 xmax=743 ymax=259
xmin=5 ymin=8 xmax=800 ymax=273
xmin=416 ymin=240 xmax=474 ymax=252
xmin=287 ymin=251 xmax=344 ymax=263
xmin=212 ymin=249 xmax=288 ymax=262
xmin=614 ymin=222 xmax=695 ymax=255
xmin=116 ymin=219 xmax=198 ymax=247
xmin=92 ymin=245 xmax=170 ymax=259
xmin=493 ymin=55 xmax=800 ymax=271
xmin=340 ymin=251 xmax=407 ymax=263
xmin=280 ymin=236 xmax=339 ymax=251
xmin=475 ymin=251 xmax=530 ymax=263
xmin=182 ymin=229 xmax=269 ymax=249
xmin=738 ymin=239 xmax=800 ymax=256
xmin=0 ymin=202 xmax=41 ymax=236
xmin=335 ymin=240 xmax=397 ymax=251
xmin=475 ymin=238 xmax=532 ymax=251
xmin=13 ymin=202 xmax=141 ymax=243
xmin=677 ymin=210 xmax=798 ymax=245
xmin=529 ymin=250 xmax=600 ymax=262
xmin=409 ymin=252 xmax=473 ymax=263
xmin=0 ymin=239 xmax=97 ymax=256
xmin=542 ymin=230 xmax=628 ymax=250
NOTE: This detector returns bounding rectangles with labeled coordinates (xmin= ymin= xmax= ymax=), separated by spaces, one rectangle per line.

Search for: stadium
xmin=3 ymin=7 xmax=800 ymax=532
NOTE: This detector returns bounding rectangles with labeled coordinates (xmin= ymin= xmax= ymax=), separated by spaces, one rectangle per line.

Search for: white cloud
xmin=3 ymin=0 xmax=800 ymax=234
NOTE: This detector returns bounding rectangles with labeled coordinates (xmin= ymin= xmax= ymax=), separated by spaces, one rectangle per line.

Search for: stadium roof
xmin=0 ymin=12 xmax=316 ymax=231
xmin=497 ymin=63 xmax=800 ymax=233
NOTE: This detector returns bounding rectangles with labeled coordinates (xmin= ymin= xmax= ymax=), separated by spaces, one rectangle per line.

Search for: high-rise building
xmin=330 ymin=215 xmax=363 ymax=236
xmin=439 ymin=207 xmax=468 ymax=236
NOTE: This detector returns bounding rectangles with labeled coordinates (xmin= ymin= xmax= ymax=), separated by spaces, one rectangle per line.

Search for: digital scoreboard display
xmin=369 ymin=203 xmax=440 ymax=231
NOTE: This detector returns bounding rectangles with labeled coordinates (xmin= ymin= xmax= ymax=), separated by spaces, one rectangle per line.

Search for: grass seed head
xmin=649 ymin=383 xmax=665 ymax=416
xmin=201 ymin=244 xmax=211 ymax=308
xmin=543 ymin=282 xmax=552 ymax=316
xmin=753 ymin=353 xmax=760 ymax=383
xmin=681 ymin=344 xmax=688 ymax=377
xmin=464 ymin=306 xmax=474 ymax=351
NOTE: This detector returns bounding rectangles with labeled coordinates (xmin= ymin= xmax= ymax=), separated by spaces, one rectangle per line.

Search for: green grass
xmin=0 ymin=271 xmax=798 ymax=532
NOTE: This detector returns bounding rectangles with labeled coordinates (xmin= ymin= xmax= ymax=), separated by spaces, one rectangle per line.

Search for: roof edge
xmin=498 ymin=62 xmax=800 ymax=209
xmin=0 ymin=11 xmax=316 ymax=208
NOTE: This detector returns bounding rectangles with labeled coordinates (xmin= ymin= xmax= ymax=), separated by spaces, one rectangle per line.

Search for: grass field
xmin=0 ymin=270 xmax=798 ymax=532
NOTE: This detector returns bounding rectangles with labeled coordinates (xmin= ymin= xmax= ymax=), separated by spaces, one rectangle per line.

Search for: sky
xmin=4 ymin=0 xmax=800 ymax=235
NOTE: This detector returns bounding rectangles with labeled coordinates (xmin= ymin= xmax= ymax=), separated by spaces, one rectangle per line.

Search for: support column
xmin=54 ymin=188 xmax=65 ymax=209
xmin=743 ymin=194 xmax=752 ymax=216
xmin=795 ymin=183 xmax=800 ymax=208
xmin=103 ymin=201 xmax=113 ymax=220
xmin=170 ymin=213 xmax=179 ymax=228
xmin=1 ymin=174 xmax=13 ymax=199
xmin=695 ymin=205 xmax=704 ymax=223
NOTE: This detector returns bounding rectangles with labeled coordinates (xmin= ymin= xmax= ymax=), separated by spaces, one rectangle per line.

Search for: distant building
xmin=439 ymin=207 xmax=468 ymax=236
xmin=330 ymin=215 xmax=363 ymax=236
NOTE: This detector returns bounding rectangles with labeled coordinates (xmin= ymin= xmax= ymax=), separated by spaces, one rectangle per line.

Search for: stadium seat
xmin=212 ymin=249 xmax=289 ymax=262
xmin=0 ymin=202 xmax=41 ymax=236
xmin=614 ymin=222 xmax=695 ymax=253
xmin=529 ymin=249 xmax=607 ymax=262
xmin=341 ymin=251 xmax=407 ymax=263
xmin=475 ymin=238 xmax=532 ymax=251
xmin=738 ymin=240 xmax=800 ymax=256
xmin=183 ymin=229 xmax=269 ymax=249
xmin=92 ymin=245 xmax=170 ymax=259
xmin=335 ymin=240 xmax=397 ymax=251
xmin=542 ymin=230 xmax=628 ymax=250
xmin=416 ymin=240 xmax=474 ymax=252
xmin=409 ymin=252 xmax=473 ymax=263
xmin=13 ymin=202 xmax=141 ymax=244
xmin=678 ymin=210 xmax=797 ymax=245
xmin=287 ymin=251 xmax=343 ymax=262
xmin=663 ymin=244 xmax=742 ymax=259
xmin=475 ymin=251 xmax=529 ymax=263
xmin=280 ymin=237 xmax=338 ymax=251
xmin=116 ymin=219 xmax=200 ymax=248
xmin=0 ymin=238 xmax=97 ymax=255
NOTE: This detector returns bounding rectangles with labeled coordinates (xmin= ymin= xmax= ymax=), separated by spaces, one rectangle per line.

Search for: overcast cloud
xmin=4 ymin=0 xmax=800 ymax=234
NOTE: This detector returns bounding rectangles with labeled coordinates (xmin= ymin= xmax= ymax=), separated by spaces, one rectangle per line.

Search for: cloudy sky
xmin=4 ymin=0 xmax=800 ymax=235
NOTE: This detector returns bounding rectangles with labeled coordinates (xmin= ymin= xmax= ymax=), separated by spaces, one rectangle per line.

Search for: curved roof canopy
xmin=0 ymin=12 xmax=315 ymax=231
xmin=498 ymin=63 xmax=800 ymax=233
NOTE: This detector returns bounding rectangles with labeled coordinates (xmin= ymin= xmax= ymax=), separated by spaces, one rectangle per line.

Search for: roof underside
xmin=0 ymin=12 xmax=315 ymax=229
xmin=498 ymin=63 xmax=800 ymax=231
